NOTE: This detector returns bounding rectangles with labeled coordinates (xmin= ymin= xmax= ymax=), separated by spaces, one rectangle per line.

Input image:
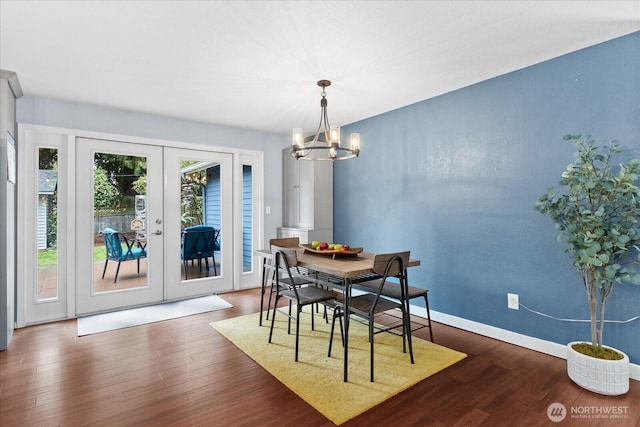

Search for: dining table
xmin=254 ymin=244 xmax=420 ymax=382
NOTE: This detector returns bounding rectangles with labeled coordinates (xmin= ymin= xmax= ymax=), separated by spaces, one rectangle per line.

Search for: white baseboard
xmin=410 ymin=305 xmax=640 ymax=382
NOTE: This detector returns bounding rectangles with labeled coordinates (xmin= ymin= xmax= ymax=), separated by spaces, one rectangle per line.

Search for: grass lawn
xmin=38 ymin=246 xmax=107 ymax=267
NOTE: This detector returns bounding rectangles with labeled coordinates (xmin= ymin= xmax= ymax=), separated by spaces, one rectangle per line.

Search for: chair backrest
xmin=103 ymin=228 xmax=123 ymax=258
xmin=213 ymin=228 xmax=221 ymax=250
xmin=269 ymin=237 xmax=300 ymax=248
xmin=182 ymin=225 xmax=217 ymax=257
xmin=271 ymin=245 xmax=298 ymax=270
xmin=370 ymin=251 xmax=411 ymax=302
xmin=371 ymin=251 xmax=410 ymax=278
xmin=271 ymin=245 xmax=304 ymax=298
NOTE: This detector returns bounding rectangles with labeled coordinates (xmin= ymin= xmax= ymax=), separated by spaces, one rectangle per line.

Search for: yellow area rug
xmin=210 ymin=308 xmax=466 ymax=425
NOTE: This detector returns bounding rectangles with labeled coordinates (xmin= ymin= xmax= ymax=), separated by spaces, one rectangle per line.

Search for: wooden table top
xmin=255 ymin=246 xmax=420 ymax=279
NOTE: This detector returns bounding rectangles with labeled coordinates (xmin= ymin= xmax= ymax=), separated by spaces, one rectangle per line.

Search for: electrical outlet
xmin=508 ymin=293 xmax=519 ymax=310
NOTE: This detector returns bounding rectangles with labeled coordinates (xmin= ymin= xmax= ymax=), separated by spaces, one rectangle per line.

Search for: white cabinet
xmin=280 ymin=148 xmax=332 ymax=243
xmin=277 ymin=227 xmax=332 ymax=244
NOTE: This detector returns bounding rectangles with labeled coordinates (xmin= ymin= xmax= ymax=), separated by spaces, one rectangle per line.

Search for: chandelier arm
xmin=310 ymin=107 xmax=325 ymax=146
xmin=322 ymin=105 xmax=332 ymax=144
xmin=296 ymin=146 xmax=357 ymax=161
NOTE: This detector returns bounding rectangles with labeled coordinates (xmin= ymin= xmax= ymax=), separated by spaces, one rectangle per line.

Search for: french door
xmin=76 ymin=139 xmax=233 ymax=315
xmin=19 ymin=125 xmax=261 ymax=326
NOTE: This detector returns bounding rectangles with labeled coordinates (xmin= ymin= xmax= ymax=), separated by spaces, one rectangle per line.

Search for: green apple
xmin=328 ymin=243 xmax=335 ymax=250
xmin=311 ymin=240 xmax=320 ymax=249
xmin=333 ymin=244 xmax=343 ymax=250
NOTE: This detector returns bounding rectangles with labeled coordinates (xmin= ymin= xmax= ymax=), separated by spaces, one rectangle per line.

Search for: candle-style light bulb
xmin=349 ymin=132 xmax=360 ymax=156
xmin=350 ymin=133 xmax=360 ymax=151
xmin=292 ymin=128 xmax=304 ymax=148
xmin=330 ymin=125 xmax=340 ymax=147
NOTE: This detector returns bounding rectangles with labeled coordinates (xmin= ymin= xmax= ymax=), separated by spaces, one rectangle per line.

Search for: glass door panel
xmin=37 ymin=148 xmax=59 ymax=300
xmin=242 ymin=164 xmax=253 ymax=273
xmin=93 ymin=152 xmax=149 ymax=292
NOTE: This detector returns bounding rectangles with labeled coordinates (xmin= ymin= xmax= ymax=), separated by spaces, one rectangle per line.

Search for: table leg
xmin=343 ymin=277 xmax=351 ymax=382
xmin=259 ymin=258 xmax=268 ymax=326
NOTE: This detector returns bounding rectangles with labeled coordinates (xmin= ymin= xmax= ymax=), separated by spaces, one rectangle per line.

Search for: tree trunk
xmin=597 ymin=281 xmax=614 ymax=348
xmin=598 ymin=287 xmax=606 ymax=347
xmin=584 ymin=265 xmax=598 ymax=347
xmin=589 ymin=284 xmax=598 ymax=347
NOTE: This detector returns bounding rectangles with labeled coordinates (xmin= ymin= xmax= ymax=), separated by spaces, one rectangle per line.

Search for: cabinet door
xmin=278 ymin=227 xmax=308 ymax=242
xmin=281 ymin=148 xmax=332 ymax=230
xmin=297 ymin=161 xmax=314 ymax=228
xmin=282 ymin=150 xmax=299 ymax=226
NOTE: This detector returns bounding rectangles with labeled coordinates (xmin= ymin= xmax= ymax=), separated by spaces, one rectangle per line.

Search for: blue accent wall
xmin=334 ymin=32 xmax=640 ymax=363
xmin=205 ymin=166 xmax=221 ymax=230
xmin=204 ymin=164 xmax=253 ymax=271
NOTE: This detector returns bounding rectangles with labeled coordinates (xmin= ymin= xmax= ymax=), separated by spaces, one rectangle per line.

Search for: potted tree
xmin=535 ymin=134 xmax=640 ymax=395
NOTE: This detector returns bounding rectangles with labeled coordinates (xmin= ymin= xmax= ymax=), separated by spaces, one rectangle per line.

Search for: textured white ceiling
xmin=1 ymin=1 xmax=639 ymax=135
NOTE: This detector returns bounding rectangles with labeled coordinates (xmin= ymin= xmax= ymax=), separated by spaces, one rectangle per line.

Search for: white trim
xmin=0 ymin=69 xmax=23 ymax=98
xmin=18 ymin=124 xmax=262 ymax=157
xmin=66 ymin=135 xmax=76 ymax=316
xmin=409 ymin=305 xmax=640 ymax=382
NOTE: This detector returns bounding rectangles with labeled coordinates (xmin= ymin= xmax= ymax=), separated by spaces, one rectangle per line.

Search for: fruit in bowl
xmin=342 ymin=245 xmax=350 ymax=251
xmin=311 ymin=240 xmax=320 ymax=249
xmin=318 ymin=242 xmax=328 ymax=250
xmin=333 ymin=244 xmax=343 ymax=251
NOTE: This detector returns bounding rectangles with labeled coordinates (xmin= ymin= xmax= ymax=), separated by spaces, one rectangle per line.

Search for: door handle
xmin=153 ymin=230 xmax=163 ymax=235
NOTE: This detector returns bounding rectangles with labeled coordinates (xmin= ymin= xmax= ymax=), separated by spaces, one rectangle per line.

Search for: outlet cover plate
xmin=508 ymin=293 xmax=519 ymax=310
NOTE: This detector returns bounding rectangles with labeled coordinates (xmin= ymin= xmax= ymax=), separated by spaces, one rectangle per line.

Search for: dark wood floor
xmin=1 ymin=288 xmax=638 ymax=426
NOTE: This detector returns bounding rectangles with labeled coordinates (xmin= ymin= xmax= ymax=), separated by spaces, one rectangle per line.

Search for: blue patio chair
xmin=181 ymin=225 xmax=219 ymax=279
xmin=101 ymin=228 xmax=147 ymax=283
xmin=212 ymin=228 xmax=221 ymax=275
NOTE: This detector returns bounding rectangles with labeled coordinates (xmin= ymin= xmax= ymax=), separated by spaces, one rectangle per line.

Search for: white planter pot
xmin=567 ymin=341 xmax=629 ymax=396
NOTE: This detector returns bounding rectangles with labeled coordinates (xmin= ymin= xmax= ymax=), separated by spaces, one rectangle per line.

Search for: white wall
xmin=0 ymin=72 xmax=19 ymax=350
xmin=17 ymin=96 xmax=288 ymax=244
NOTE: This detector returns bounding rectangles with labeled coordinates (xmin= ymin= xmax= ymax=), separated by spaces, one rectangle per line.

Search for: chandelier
xmin=291 ymin=80 xmax=360 ymax=161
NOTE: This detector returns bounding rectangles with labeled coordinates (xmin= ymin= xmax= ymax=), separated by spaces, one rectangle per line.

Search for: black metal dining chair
xmin=264 ymin=238 xmax=310 ymax=321
xmin=268 ymin=246 xmax=338 ymax=362
xmin=352 ymin=253 xmax=434 ymax=342
xmin=328 ymin=251 xmax=414 ymax=382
